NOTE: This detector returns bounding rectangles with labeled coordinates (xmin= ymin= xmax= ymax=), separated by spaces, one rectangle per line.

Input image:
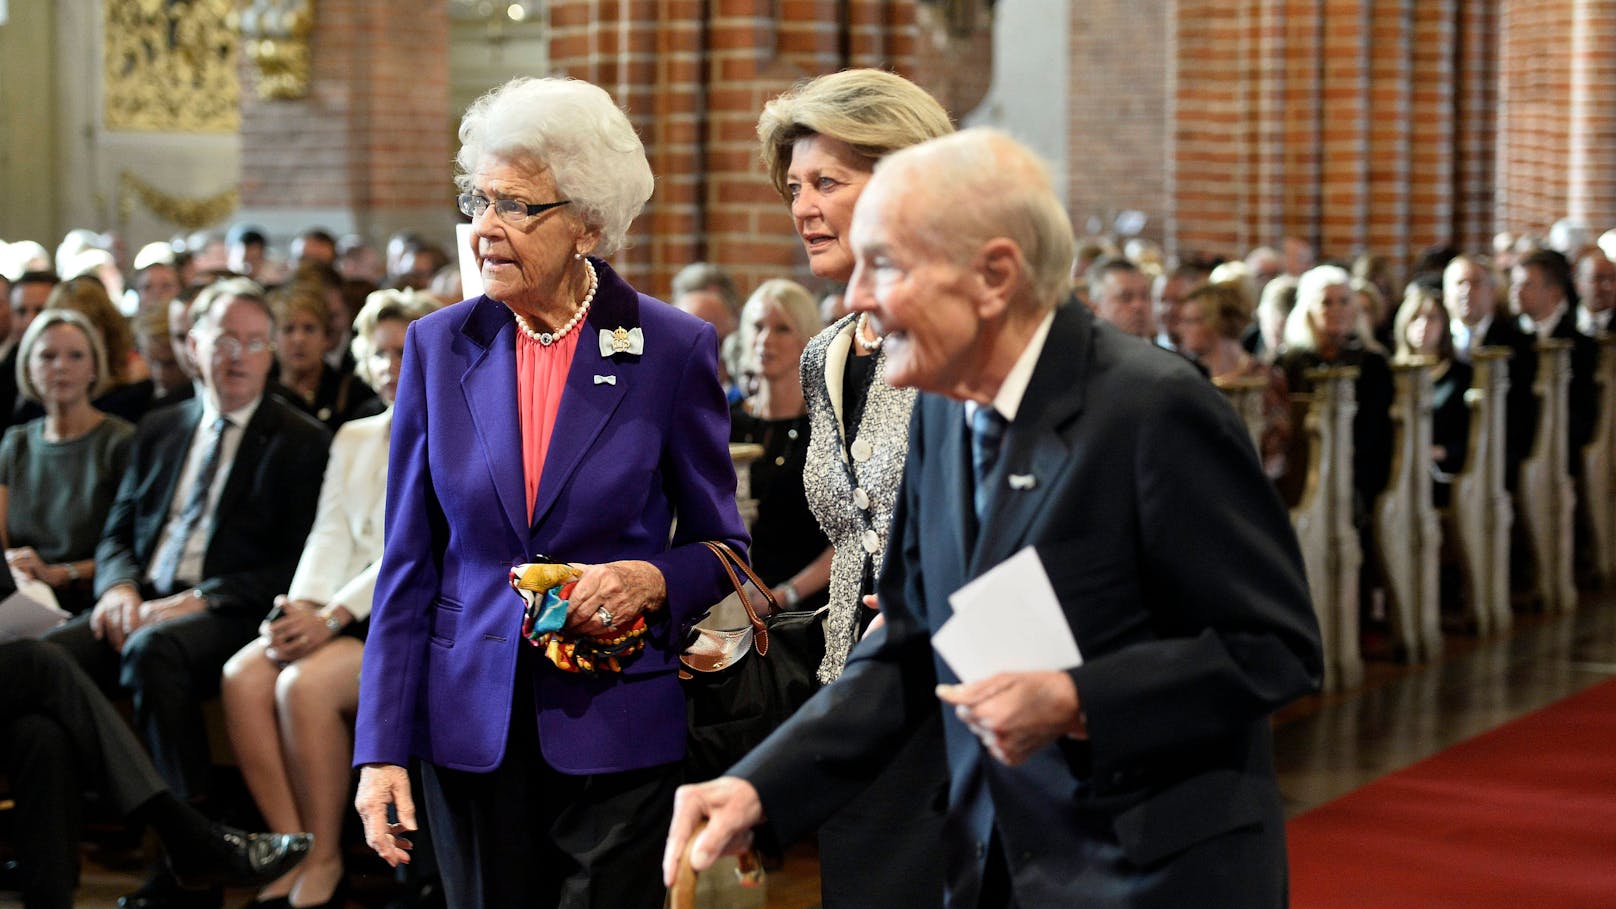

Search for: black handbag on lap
xmin=681 ymin=541 xmax=826 ymax=782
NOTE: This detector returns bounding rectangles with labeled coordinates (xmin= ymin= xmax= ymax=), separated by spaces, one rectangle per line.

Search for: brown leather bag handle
xmin=701 ymin=541 xmax=777 ymax=657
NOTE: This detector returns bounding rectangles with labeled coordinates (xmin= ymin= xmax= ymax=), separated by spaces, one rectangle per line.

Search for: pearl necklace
xmin=514 ymin=259 xmax=598 ymax=346
xmin=855 ymin=312 xmax=883 ymax=352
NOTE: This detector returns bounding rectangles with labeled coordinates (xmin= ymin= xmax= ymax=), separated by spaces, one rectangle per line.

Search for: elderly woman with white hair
xmin=1276 ymin=264 xmax=1394 ymax=511
xmin=221 ymin=288 xmax=437 ymax=909
xmin=351 ymin=77 xmax=748 ymax=909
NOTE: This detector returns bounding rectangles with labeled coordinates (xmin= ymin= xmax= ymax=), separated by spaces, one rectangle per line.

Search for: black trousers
xmin=0 ymin=639 xmax=169 ymax=909
xmin=420 ymin=648 xmax=680 ymax=909
xmin=45 ymin=606 xmax=258 ymax=801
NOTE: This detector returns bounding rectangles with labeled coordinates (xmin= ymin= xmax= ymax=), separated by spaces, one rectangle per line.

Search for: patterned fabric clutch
xmin=509 ymin=562 xmax=648 ymax=674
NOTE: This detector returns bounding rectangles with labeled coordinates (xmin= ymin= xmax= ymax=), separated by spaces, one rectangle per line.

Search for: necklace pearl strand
xmin=514 ymin=259 xmax=598 ymax=346
xmin=855 ymin=312 xmax=883 ymax=352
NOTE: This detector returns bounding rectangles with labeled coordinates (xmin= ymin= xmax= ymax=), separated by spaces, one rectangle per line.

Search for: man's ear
xmin=976 ymin=238 xmax=1024 ymax=318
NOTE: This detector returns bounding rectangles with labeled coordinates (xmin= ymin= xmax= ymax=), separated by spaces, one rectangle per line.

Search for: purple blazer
xmin=353 ymin=259 xmax=748 ymax=775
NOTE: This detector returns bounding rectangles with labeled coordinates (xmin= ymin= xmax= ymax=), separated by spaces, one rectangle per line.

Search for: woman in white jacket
xmin=221 ymin=289 xmax=437 ymax=909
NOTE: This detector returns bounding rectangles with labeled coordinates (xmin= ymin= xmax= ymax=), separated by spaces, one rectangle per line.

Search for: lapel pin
xmin=593 ymin=374 xmax=617 ymax=386
xmin=1008 ymin=473 xmax=1036 ymax=490
xmin=599 ymin=326 xmax=644 ymax=356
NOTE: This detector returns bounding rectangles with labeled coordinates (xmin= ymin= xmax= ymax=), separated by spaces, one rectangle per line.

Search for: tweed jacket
xmin=800 ymin=314 xmax=917 ymax=682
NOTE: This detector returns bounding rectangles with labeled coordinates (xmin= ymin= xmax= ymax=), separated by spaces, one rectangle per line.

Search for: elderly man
xmin=670 ymin=261 xmax=745 ymax=398
xmin=1446 ymin=255 xmax=1537 ymax=489
xmin=664 ymin=129 xmax=1322 ymax=908
xmin=1085 ymin=256 xmax=1156 ymax=339
xmin=44 ymin=278 xmax=330 ymax=909
xmin=1576 ymin=250 xmax=1616 ymax=336
xmin=1154 ymin=263 xmax=1208 ymax=351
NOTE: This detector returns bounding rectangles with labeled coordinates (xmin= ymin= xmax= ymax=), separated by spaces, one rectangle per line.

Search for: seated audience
xmin=44 ymin=277 xmax=330 ymax=909
xmin=134 ymin=305 xmax=190 ymax=404
xmin=1511 ymin=249 xmax=1597 ymax=471
xmin=1277 ymin=264 xmax=1395 ymax=511
xmin=1179 ymin=281 xmax=1291 ymax=478
xmin=1155 ymin=262 xmax=1210 ymax=351
xmin=23 ymin=275 xmax=154 ymax=424
xmin=3 ymin=271 xmax=57 ymax=426
xmin=1575 ymin=249 xmax=1616 ymax=336
xmin=269 ymin=282 xmax=378 ymax=430
xmin=291 ymin=228 xmax=338 ymax=268
xmin=1446 ymin=254 xmax=1536 ymax=489
xmin=1394 ymin=281 xmax=1472 ymax=507
xmin=1085 ymin=256 xmax=1156 ymax=339
xmin=0 ymin=309 xmax=134 ymax=615
xmin=729 ymin=279 xmax=831 ymax=611
xmin=221 ymin=288 xmax=437 ymax=909
xmin=1248 ymin=273 xmax=1299 ymax=361
xmin=1350 ymin=276 xmax=1394 ymax=354
xmin=1 ymin=637 xmax=313 ymax=909
xmin=671 ymin=262 xmax=745 ymax=400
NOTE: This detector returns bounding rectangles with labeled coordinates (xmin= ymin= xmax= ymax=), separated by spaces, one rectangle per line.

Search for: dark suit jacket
xmin=736 ymin=302 xmax=1323 ymax=908
xmin=1480 ymin=315 xmax=1539 ymax=488
xmin=94 ymin=394 xmax=331 ymax=618
xmin=1549 ymin=313 xmax=1598 ymax=470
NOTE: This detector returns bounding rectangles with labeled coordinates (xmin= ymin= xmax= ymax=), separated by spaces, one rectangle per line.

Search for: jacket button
xmin=853 ymin=487 xmax=870 ymax=510
xmin=861 ymin=530 xmax=880 ymax=553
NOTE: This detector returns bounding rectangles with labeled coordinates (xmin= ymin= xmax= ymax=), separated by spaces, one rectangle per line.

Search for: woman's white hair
xmin=1283 ymin=264 xmax=1353 ymax=351
xmin=455 ymin=77 xmax=654 ymax=257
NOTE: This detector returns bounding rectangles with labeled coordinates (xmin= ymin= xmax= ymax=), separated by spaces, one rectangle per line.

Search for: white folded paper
xmin=932 ymin=546 xmax=1082 ymax=683
xmin=0 ymin=574 xmax=70 ymax=642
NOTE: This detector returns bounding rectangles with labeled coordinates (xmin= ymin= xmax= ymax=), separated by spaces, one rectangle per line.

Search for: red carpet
xmin=1288 ymin=678 xmax=1616 ymax=908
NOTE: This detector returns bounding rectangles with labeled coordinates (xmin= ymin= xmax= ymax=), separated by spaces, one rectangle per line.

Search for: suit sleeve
xmin=354 ymin=324 xmax=445 ymax=767
xmin=642 ymin=319 xmax=751 ymax=636
xmin=1071 ymin=370 xmax=1323 ymax=779
xmin=733 ymin=404 xmax=937 ymax=845
xmin=93 ymin=424 xmax=153 ymax=596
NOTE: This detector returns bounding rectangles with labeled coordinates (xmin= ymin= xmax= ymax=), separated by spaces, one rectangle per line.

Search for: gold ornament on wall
xmin=104 ymin=0 xmax=241 ymax=132
xmin=231 ymin=0 xmax=314 ymax=100
xmin=118 ymin=171 xmax=240 ymax=230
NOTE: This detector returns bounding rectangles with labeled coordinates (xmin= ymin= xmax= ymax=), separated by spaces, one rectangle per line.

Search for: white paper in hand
xmin=932 ymin=546 xmax=1082 ymax=683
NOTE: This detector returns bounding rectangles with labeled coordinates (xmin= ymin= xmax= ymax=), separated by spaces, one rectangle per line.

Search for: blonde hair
xmin=45 ymin=276 xmax=134 ymax=383
xmin=269 ymin=284 xmax=333 ymax=339
xmin=757 ymin=69 xmax=954 ymax=201
xmin=1184 ymin=281 xmax=1250 ymax=342
xmin=350 ymin=288 xmax=440 ymax=390
xmin=16 ymin=308 xmax=112 ymax=403
xmin=740 ymin=279 xmax=822 ymax=370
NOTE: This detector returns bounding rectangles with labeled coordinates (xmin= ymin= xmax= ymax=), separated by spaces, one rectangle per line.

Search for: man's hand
xmin=661 ymin=777 xmax=765 ymax=887
xmin=355 ymin=763 xmax=416 ymax=867
xmin=137 ymin=589 xmax=207 ymax=629
xmin=936 ymin=671 xmax=1086 ymax=766
xmin=90 ymin=584 xmax=144 ymax=652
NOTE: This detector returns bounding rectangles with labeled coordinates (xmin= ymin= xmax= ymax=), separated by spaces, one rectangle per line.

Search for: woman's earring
xmin=574 ymin=252 xmax=583 ymax=260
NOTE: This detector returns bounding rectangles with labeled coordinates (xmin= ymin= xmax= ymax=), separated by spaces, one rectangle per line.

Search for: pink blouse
xmin=516 ymin=326 xmax=582 ymax=520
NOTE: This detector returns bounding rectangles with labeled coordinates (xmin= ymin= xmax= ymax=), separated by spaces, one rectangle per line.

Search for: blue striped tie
xmin=151 ymin=416 xmax=230 ymax=595
xmin=971 ymin=406 xmax=1007 ymax=522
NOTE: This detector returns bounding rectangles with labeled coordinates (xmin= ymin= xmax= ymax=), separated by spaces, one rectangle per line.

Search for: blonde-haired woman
xmin=755 ymin=67 xmax=953 ymax=908
xmin=0 ymin=309 xmax=134 ymax=615
xmin=16 ymin=276 xmax=154 ymax=424
xmin=221 ymin=288 xmax=437 ymax=909
xmin=728 ymin=279 xmax=831 ymax=614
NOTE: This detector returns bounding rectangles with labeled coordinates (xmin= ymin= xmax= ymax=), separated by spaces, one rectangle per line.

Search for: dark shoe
xmin=167 ymin=824 xmax=313 ymax=890
xmin=289 ymin=876 xmax=347 ymax=909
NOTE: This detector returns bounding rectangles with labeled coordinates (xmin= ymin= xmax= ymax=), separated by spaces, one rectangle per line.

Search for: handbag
xmin=680 ymin=541 xmax=826 ymax=782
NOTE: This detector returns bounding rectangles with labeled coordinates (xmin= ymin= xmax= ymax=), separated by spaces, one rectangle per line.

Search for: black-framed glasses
xmin=457 ymin=193 xmax=572 ymax=224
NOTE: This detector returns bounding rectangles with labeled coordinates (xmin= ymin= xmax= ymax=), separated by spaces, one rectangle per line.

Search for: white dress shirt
xmin=146 ymin=396 xmax=261 ymax=591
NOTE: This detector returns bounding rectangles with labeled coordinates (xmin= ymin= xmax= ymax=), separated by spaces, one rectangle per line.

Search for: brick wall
xmin=1065 ymin=0 xmax=1169 ymax=243
xmin=547 ymin=0 xmax=919 ymax=298
xmin=239 ymin=0 xmax=452 ymax=240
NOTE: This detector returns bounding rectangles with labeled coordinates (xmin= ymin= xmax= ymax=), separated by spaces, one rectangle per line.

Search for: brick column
xmin=1455 ymin=0 xmax=1499 ymax=252
xmin=1364 ymin=0 xmax=1411 ymax=262
xmin=238 ymin=0 xmax=452 ymax=248
xmin=547 ymin=0 xmax=917 ymax=298
xmin=1568 ymin=0 xmax=1616 ymax=231
xmin=1408 ymin=0 xmax=1457 ymax=258
xmin=1317 ymin=0 xmax=1368 ymax=259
